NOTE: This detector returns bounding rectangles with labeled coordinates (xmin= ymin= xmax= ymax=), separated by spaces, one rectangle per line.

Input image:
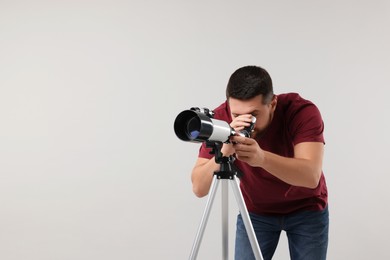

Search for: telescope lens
xmin=174 ymin=109 xmax=215 ymax=142
xmin=187 ymin=117 xmax=200 ymax=139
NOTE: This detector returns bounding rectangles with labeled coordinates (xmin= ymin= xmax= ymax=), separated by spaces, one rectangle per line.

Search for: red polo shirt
xmin=198 ymin=93 xmax=328 ymax=215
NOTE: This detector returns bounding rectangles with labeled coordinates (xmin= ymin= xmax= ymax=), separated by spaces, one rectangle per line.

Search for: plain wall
xmin=1 ymin=1 xmax=389 ymax=259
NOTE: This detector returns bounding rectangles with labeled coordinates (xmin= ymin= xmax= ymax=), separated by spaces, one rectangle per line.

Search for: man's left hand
xmin=230 ymin=135 xmax=265 ymax=167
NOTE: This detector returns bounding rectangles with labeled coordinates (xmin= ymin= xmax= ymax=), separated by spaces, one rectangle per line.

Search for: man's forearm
xmin=261 ymin=151 xmax=322 ymax=189
xmin=191 ymin=158 xmax=220 ymax=197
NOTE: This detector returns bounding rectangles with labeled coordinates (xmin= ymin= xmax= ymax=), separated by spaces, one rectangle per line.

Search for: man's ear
xmin=270 ymin=95 xmax=277 ymax=110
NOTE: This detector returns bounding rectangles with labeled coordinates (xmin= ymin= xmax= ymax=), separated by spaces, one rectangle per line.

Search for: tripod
xmin=189 ymin=142 xmax=264 ymax=260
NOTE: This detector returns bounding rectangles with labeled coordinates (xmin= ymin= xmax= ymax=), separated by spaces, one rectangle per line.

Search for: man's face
xmin=228 ymin=94 xmax=277 ymax=139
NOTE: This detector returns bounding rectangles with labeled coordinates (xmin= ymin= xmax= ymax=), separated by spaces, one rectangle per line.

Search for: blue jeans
xmin=235 ymin=207 xmax=329 ymax=260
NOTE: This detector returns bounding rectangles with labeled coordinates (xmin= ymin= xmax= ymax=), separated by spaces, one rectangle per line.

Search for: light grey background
xmin=1 ymin=1 xmax=389 ymax=259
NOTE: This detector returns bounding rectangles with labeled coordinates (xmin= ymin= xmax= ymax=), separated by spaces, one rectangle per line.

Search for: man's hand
xmin=221 ymin=142 xmax=235 ymax=157
xmin=230 ymin=114 xmax=253 ymax=132
xmin=230 ymin=135 xmax=265 ymax=167
xmin=220 ymin=114 xmax=253 ymax=157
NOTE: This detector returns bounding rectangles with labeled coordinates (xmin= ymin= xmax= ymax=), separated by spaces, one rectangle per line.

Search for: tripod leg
xmin=221 ymin=180 xmax=229 ymax=260
xmin=230 ymin=177 xmax=264 ymax=260
xmin=189 ymin=175 xmax=220 ymax=260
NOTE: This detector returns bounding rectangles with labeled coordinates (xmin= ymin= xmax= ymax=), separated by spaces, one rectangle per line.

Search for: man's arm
xmin=231 ymin=135 xmax=324 ymax=189
xmin=190 ymin=157 xmax=219 ymax=197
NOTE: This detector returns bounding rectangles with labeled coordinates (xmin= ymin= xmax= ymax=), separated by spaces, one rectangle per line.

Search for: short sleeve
xmin=288 ymin=103 xmax=325 ymax=145
xmin=198 ymin=142 xmax=214 ymax=159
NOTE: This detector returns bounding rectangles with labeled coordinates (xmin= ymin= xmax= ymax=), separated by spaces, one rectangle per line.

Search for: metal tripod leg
xmin=189 ymin=174 xmax=264 ymax=260
xmin=221 ymin=179 xmax=229 ymax=260
xmin=230 ymin=176 xmax=263 ymax=260
xmin=189 ymin=175 xmax=220 ymax=260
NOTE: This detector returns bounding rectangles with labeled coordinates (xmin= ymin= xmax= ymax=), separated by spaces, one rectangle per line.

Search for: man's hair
xmin=226 ymin=65 xmax=273 ymax=104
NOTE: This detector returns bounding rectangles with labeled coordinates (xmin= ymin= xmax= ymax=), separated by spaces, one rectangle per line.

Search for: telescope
xmin=174 ymin=108 xmax=264 ymax=259
xmin=174 ymin=107 xmax=256 ymax=143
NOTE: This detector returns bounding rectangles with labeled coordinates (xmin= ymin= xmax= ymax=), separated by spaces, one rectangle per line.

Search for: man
xmin=191 ymin=65 xmax=329 ymax=260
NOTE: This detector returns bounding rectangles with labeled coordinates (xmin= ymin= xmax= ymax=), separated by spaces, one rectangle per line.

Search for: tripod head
xmin=206 ymin=141 xmax=240 ymax=179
